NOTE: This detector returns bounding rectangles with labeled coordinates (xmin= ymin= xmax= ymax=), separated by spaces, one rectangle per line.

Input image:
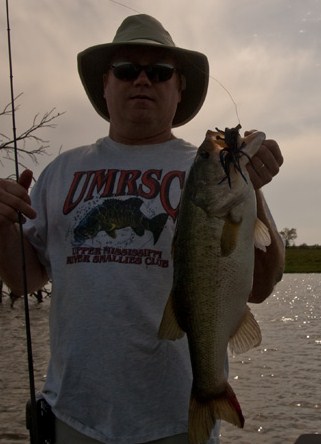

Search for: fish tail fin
xmin=189 ymin=385 xmax=244 ymax=444
xmin=147 ymin=213 xmax=169 ymax=244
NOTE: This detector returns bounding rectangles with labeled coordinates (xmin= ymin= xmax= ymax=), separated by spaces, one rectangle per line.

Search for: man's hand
xmin=245 ymin=130 xmax=284 ymax=189
xmin=0 ymin=170 xmax=36 ymax=225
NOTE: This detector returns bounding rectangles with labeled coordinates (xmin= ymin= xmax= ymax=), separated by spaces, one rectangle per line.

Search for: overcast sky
xmin=1 ymin=0 xmax=320 ymax=245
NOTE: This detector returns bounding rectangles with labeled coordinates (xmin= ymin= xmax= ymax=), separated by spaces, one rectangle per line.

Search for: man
xmin=0 ymin=14 xmax=284 ymax=444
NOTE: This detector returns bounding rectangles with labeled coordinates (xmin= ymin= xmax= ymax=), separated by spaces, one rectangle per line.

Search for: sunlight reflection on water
xmin=220 ymin=274 xmax=321 ymax=444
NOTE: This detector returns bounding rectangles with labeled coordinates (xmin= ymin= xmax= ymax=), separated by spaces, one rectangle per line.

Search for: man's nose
xmin=133 ymin=69 xmax=152 ymax=85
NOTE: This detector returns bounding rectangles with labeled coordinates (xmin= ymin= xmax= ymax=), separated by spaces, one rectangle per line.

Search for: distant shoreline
xmin=284 ymin=246 xmax=321 ymax=273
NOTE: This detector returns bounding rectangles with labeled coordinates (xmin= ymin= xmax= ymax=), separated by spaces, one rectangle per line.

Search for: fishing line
xmin=208 ymin=73 xmax=241 ymax=125
xmin=5 ymin=1 xmax=40 ymax=442
xmin=108 ymin=0 xmax=141 ymax=14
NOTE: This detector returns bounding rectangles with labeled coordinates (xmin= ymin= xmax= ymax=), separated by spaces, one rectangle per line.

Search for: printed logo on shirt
xmin=63 ymin=168 xmax=185 ymax=219
xmin=63 ymin=168 xmax=186 ymax=267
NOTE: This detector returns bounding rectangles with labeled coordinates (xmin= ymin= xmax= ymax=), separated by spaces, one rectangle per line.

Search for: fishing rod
xmin=5 ymin=1 xmax=40 ymax=443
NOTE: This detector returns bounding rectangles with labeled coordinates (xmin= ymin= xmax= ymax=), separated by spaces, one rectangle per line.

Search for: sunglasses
xmin=110 ymin=62 xmax=177 ymax=83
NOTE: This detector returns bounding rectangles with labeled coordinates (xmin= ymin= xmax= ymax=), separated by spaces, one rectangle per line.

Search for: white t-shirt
xmin=25 ymin=136 xmax=221 ymax=443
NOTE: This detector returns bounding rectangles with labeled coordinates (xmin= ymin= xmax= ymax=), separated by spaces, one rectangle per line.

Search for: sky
xmin=1 ymin=0 xmax=321 ymax=245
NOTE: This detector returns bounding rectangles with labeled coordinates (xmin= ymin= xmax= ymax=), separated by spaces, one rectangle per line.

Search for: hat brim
xmin=77 ymin=42 xmax=209 ymax=127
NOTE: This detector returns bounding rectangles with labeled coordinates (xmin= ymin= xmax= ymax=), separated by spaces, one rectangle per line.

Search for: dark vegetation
xmin=285 ymin=245 xmax=321 ymax=273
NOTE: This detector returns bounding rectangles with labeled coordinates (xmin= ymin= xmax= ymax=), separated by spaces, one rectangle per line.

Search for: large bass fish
xmin=158 ymin=126 xmax=271 ymax=444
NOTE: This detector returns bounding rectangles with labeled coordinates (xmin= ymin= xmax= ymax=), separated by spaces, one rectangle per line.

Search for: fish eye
xmin=199 ymin=149 xmax=210 ymax=159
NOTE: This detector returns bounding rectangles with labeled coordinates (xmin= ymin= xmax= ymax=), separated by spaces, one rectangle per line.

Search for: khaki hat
xmin=77 ymin=14 xmax=209 ymax=127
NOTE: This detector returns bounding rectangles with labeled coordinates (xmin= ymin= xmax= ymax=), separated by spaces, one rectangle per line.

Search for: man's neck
xmin=108 ymin=126 xmax=175 ymax=145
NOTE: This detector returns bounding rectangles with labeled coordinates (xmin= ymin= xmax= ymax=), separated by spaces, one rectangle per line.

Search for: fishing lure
xmin=216 ymin=124 xmax=254 ymax=188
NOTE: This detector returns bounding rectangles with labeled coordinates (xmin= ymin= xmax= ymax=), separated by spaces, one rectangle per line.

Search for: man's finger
xmin=18 ymin=169 xmax=33 ymax=190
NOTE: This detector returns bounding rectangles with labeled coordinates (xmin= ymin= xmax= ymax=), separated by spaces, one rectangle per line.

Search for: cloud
xmin=1 ymin=0 xmax=321 ymax=244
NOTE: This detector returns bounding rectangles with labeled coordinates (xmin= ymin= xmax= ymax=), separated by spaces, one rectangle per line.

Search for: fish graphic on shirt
xmin=73 ymin=197 xmax=168 ymax=245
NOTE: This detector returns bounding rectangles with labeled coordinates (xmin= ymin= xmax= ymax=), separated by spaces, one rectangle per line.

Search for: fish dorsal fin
xmin=229 ymin=305 xmax=262 ymax=355
xmin=254 ymin=218 xmax=271 ymax=252
xmin=158 ymin=291 xmax=185 ymax=340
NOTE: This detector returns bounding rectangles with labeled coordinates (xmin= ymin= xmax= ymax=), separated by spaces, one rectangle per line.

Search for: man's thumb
xmin=18 ymin=169 xmax=33 ymax=190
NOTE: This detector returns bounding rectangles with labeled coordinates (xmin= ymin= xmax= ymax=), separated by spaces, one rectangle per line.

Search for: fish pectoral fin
xmin=105 ymin=223 xmax=117 ymax=238
xmin=229 ymin=305 xmax=262 ymax=355
xmin=254 ymin=218 xmax=271 ymax=252
xmin=189 ymin=385 xmax=244 ymax=444
xmin=220 ymin=218 xmax=241 ymax=257
xmin=158 ymin=291 xmax=185 ymax=340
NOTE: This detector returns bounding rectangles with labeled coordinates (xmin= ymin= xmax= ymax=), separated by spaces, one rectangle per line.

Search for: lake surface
xmin=220 ymin=274 xmax=321 ymax=443
xmin=1 ymin=274 xmax=321 ymax=443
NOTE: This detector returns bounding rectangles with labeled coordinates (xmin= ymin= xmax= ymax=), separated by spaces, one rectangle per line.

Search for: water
xmin=1 ymin=274 xmax=321 ymax=443
xmin=220 ymin=274 xmax=321 ymax=443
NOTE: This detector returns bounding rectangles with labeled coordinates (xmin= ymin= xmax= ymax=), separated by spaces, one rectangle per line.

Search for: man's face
xmin=103 ymin=47 xmax=183 ymax=142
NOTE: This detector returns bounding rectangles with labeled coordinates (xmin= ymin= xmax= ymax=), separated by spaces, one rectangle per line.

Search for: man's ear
xmin=180 ymin=74 xmax=186 ymax=92
xmin=103 ymin=73 xmax=109 ymax=98
xmin=176 ymin=74 xmax=186 ymax=104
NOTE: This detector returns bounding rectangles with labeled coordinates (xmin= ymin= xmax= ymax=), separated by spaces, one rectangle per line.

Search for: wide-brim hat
xmin=77 ymin=14 xmax=209 ymax=127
